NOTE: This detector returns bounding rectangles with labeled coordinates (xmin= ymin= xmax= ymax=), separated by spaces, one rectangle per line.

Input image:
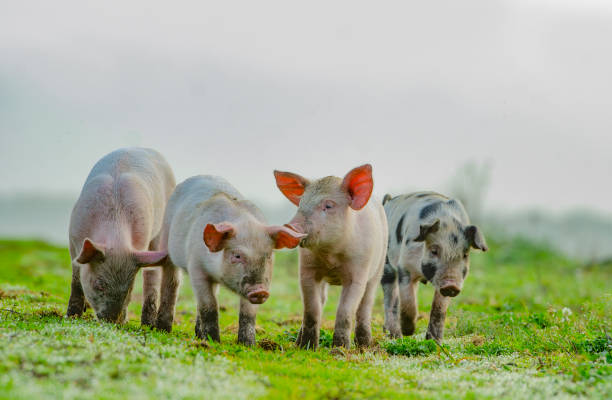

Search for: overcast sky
xmin=1 ymin=0 xmax=611 ymax=214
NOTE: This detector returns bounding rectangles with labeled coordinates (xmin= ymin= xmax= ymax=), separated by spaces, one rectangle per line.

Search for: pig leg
xmin=333 ymin=281 xmax=367 ymax=348
xmin=66 ymin=263 xmax=86 ymax=317
xmin=355 ymin=278 xmax=378 ymax=347
xmin=238 ymin=298 xmax=258 ymax=346
xmin=155 ymin=262 xmax=181 ymax=332
xmin=399 ymin=274 xmax=419 ymax=336
xmin=141 ymin=268 xmax=161 ymax=327
xmin=426 ymin=290 xmax=450 ymax=341
xmin=141 ymin=237 xmax=163 ymax=326
xmin=119 ymin=281 xmax=135 ymax=324
xmin=296 ymin=271 xmax=324 ymax=350
xmin=191 ymin=267 xmax=220 ymax=341
xmin=320 ymin=282 xmax=328 ymax=308
xmin=382 ymin=264 xmax=401 ymax=338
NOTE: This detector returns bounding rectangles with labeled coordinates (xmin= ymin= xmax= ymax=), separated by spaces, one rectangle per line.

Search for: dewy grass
xmin=383 ymin=337 xmax=438 ymax=356
xmin=0 ymin=238 xmax=611 ymax=399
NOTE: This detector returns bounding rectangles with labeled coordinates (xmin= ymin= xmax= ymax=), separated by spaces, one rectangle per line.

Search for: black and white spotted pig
xmin=381 ymin=192 xmax=488 ymax=341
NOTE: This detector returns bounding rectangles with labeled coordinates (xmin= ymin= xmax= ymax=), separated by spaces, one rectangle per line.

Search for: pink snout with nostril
xmin=247 ymin=288 xmax=270 ymax=304
xmin=440 ymin=284 xmax=461 ymax=297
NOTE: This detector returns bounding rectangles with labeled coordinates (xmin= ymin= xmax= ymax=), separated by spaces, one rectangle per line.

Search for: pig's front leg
xmin=333 ymin=281 xmax=367 ymax=348
xmin=399 ymin=274 xmax=419 ymax=336
xmin=238 ymin=298 xmax=258 ymax=346
xmin=191 ymin=268 xmax=220 ymax=341
xmin=296 ymin=270 xmax=323 ymax=350
xmin=141 ymin=267 xmax=161 ymax=327
xmin=426 ymin=290 xmax=450 ymax=341
xmin=155 ymin=263 xmax=181 ymax=332
xmin=66 ymin=263 xmax=86 ymax=317
xmin=381 ymin=264 xmax=401 ymax=338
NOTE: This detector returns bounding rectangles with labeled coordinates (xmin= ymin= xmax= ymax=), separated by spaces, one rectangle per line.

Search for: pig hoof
xmin=296 ymin=327 xmax=319 ymax=350
xmin=155 ymin=318 xmax=173 ymax=333
xmin=355 ymin=326 xmax=372 ymax=347
xmin=238 ymin=335 xmax=256 ymax=347
xmin=332 ymin=333 xmax=351 ymax=349
xmin=400 ymin=319 xmax=416 ymax=336
xmin=65 ymin=307 xmax=83 ymax=318
xmin=425 ymin=331 xmax=442 ymax=342
xmin=195 ymin=325 xmax=220 ymax=342
xmin=384 ymin=323 xmax=402 ymax=339
xmin=141 ymin=304 xmax=158 ymax=327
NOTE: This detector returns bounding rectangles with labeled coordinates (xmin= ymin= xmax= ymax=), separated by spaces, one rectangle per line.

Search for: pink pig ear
xmin=341 ymin=164 xmax=374 ymax=210
xmin=273 ymin=170 xmax=309 ymax=206
xmin=266 ymin=226 xmax=307 ymax=249
xmin=134 ymin=251 xmax=168 ymax=268
xmin=203 ymin=222 xmax=236 ymax=252
xmin=76 ymin=238 xmax=106 ymax=264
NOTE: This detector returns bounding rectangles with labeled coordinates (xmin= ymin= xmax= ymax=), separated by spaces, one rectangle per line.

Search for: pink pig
xmin=66 ymin=148 xmax=175 ymax=324
xmin=274 ymin=164 xmax=388 ymax=349
xmin=154 ymin=175 xmax=305 ymax=345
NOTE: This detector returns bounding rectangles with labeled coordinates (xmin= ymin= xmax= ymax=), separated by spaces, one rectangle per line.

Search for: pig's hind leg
xmin=355 ymin=277 xmax=379 ymax=347
xmin=381 ymin=263 xmax=401 ymax=338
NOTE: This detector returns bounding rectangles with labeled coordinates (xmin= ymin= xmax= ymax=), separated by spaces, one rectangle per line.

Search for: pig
xmin=273 ymin=164 xmax=388 ymax=349
xmin=381 ymin=192 xmax=488 ymax=341
xmin=66 ymin=147 xmax=175 ymax=324
xmin=154 ymin=175 xmax=305 ymax=345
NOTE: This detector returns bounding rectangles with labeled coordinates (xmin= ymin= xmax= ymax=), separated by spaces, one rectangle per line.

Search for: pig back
xmin=69 ymin=148 xmax=175 ymax=251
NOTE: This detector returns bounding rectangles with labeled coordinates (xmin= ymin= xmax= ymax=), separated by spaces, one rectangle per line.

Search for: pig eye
xmin=322 ymin=200 xmax=336 ymax=211
xmin=430 ymin=246 xmax=441 ymax=257
xmin=230 ymin=252 xmax=244 ymax=264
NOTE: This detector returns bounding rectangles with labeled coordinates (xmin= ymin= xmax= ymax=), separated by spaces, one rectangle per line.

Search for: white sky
xmin=1 ymin=1 xmax=611 ymax=213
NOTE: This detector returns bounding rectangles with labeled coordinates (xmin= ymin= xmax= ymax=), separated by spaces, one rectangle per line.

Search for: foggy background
xmin=1 ymin=1 xmax=611 ymax=260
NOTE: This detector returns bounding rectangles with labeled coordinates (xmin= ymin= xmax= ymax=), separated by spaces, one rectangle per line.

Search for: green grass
xmin=0 ymin=238 xmax=610 ymax=399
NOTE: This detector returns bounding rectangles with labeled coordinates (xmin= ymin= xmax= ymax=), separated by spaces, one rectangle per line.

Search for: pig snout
xmin=96 ymin=310 xmax=121 ymax=322
xmin=439 ymin=282 xmax=461 ymax=297
xmin=246 ymin=286 xmax=270 ymax=304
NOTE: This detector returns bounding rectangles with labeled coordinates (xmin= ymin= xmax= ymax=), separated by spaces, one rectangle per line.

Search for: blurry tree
xmin=447 ymin=160 xmax=492 ymax=224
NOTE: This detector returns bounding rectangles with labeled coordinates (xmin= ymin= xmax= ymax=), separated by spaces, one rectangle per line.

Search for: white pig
xmin=67 ymin=147 xmax=175 ymax=324
xmin=274 ymin=164 xmax=388 ymax=349
xmin=155 ymin=175 xmax=305 ymax=345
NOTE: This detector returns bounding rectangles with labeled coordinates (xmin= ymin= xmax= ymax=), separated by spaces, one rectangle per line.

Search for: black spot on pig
xmin=419 ymin=201 xmax=442 ymax=220
xmin=416 ymin=193 xmax=430 ymax=198
xmin=398 ymin=268 xmax=411 ymax=285
xmin=422 ymin=262 xmax=437 ymax=281
xmin=447 ymin=199 xmax=460 ymax=210
xmin=450 ymin=234 xmax=458 ymax=244
xmin=395 ymin=215 xmax=405 ymax=244
xmin=381 ymin=264 xmax=397 ymax=285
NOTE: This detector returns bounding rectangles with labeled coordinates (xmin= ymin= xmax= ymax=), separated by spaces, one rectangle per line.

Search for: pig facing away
xmin=274 ymin=164 xmax=388 ymax=349
xmin=155 ymin=175 xmax=304 ymax=345
xmin=382 ymin=192 xmax=488 ymax=341
xmin=67 ymin=147 xmax=175 ymax=324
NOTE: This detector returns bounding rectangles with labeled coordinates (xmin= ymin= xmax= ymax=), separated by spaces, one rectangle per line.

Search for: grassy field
xmin=0 ymin=238 xmax=610 ymax=399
